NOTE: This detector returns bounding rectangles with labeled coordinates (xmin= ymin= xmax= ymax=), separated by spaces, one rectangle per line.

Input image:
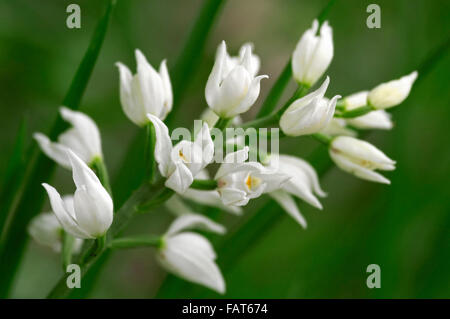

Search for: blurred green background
xmin=1 ymin=0 xmax=449 ymax=298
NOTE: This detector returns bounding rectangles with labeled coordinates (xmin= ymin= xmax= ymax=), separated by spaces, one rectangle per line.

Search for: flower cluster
xmin=31 ymin=19 xmax=417 ymax=294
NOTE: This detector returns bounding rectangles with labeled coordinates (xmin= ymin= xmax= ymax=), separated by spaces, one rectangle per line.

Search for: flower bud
xmin=42 ymin=150 xmax=113 ymax=239
xmin=368 ymin=71 xmax=418 ymax=109
xmin=116 ymin=49 xmax=172 ymax=126
xmin=280 ymin=77 xmax=340 ymax=136
xmin=329 ymin=136 xmax=396 ymax=184
xmin=205 ymin=41 xmax=268 ymax=118
xmin=347 ymin=110 xmax=393 ymax=130
xmin=292 ymin=20 xmax=333 ymax=86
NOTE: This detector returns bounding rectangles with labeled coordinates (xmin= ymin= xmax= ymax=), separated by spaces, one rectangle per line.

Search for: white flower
xmin=226 ymin=42 xmax=261 ymax=77
xmin=343 ymin=91 xmax=393 ymax=130
xmin=34 ymin=107 xmax=102 ymax=169
xmin=265 ymin=155 xmax=326 ymax=228
xmin=347 ymin=110 xmax=393 ymax=130
xmin=157 ymin=215 xmax=225 ymax=294
xmin=292 ymin=19 xmax=333 ymax=86
xmin=147 ymin=114 xmax=214 ymax=194
xmin=28 ymin=199 xmax=83 ymax=253
xmin=42 ymin=150 xmax=113 ymax=239
xmin=116 ymin=49 xmax=172 ymax=126
xmin=205 ymin=41 xmax=268 ymax=118
xmin=215 ymin=147 xmax=288 ymax=206
xmin=321 ymin=118 xmax=356 ymax=137
xmin=329 ymin=136 xmax=396 ymax=184
xmin=280 ymin=77 xmax=340 ymax=136
xmin=368 ymin=71 xmax=418 ymax=109
xmin=181 ymin=170 xmax=242 ymax=215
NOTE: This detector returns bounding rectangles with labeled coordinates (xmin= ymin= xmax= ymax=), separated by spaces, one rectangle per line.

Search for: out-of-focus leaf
xmin=0 ymin=0 xmax=116 ymax=298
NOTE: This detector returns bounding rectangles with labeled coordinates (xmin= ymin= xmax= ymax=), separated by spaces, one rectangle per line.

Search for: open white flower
xmin=292 ymin=19 xmax=333 ymax=86
xmin=215 ymin=147 xmax=288 ymax=206
xmin=181 ymin=170 xmax=242 ymax=215
xmin=34 ymin=107 xmax=102 ymax=169
xmin=116 ymin=49 xmax=172 ymax=126
xmin=42 ymin=150 xmax=113 ymax=239
xmin=265 ymin=155 xmax=327 ymax=228
xmin=28 ymin=198 xmax=83 ymax=253
xmin=157 ymin=215 xmax=225 ymax=294
xmin=280 ymin=77 xmax=340 ymax=136
xmin=329 ymin=136 xmax=396 ymax=184
xmin=368 ymin=71 xmax=418 ymax=109
xmin=205 ymin=41 xmax=268 ymax=118
xmin=147 ymin=114 xmax=214 ymax=194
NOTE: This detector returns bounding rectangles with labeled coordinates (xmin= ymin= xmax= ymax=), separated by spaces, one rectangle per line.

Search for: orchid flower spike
xmin=42 ymin=150 xmax=113 ymax=239
xmin=280 ymin=77 xmax=340 ymax=136
xmin=343 ymin=91 xmax=393 ymax=130
xmin=265 ymin=155 xmax=327 ymax=229
xmin=147 ymin=114 xmax=214 ymax=194
xmin=34 ymin=107 xmax=103 ymax=169
xmin=205 ymin=41 xmax=268 ymax=118
xmin=368 ymin=71 xmax=418 ymax=109
xmin=157 ymin=215 xmax=226 ymax=294
xmin=116 ymin=49 xmax=172 ymax=126
xmin=329 ymin=136 xmax=396 ymax=184
xmin=28 ymin=197 xmax=83 ymax=253
xmin=215 ymin=147 xmax=289 ymax=206
xmin=292 ymin=19 xmax=333 ymax=87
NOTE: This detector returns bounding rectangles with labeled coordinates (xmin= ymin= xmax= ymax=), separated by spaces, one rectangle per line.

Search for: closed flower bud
xmin=42 ymin=150 xmax=113 ymax=239
xmin=368 ymin=71 xmax=418 ymax=109
xmin=292 ymin=20 xmax=333 ymax=86
xmin=116 ymin=49 xmax=172 ymax=126
xmin=347 ymin=110 xmax=393 ymax=130
xmin=34 ymin=107 xmax=103 ymax=169
xmin=321 ymin=118 xmax=356 ymax=137
xmin=205 ymin=41 xmax=268 ymax=118
xmin=343 ymin=91 xmax=368 ymax=110
xmin=280 ymin=77 xmax=340 ymax=136
xmin=329 ymin=136 xmax=396 ymax=184
xmin=157 ymin=215 xmax=226 ymax=294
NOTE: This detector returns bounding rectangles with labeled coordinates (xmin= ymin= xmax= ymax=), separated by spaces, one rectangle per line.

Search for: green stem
xmin=336 ymin=105 xmax=375 ymax=118
xmin=110 ymin=236 xmax=162 ymax=249
xmin=191 ymin=179 xmax=218 ymax=190
xmin=256 ymin=60 xmax=293 ymax=118
xmin=214 ymin=117 xmax=232 ymax=131
xmin=0 ymin=0 xmax=116 ymax=298
xmin=312 ymin=133 xmax=333 ymax=145
xmin=90 ymin=156 xmax=112 ymax=195
xmin=136 ymin=187 xmax=175 ymax=213
xmin=145 ymin=121 xmax=157 ymax=183
xmin=61 ymin=231 xmax=75 ymax=270
xmin=166 ymin=0 xmax=227 ymax=127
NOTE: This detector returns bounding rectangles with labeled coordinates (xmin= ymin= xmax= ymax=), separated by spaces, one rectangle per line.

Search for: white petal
xmin=33 ymin=133 xmax=71 ymax=169
xmin=166 ymin=213 xmax=226 ymax=236
xmin=41 ymin=183 xmax=92 ymax=239
xmin=165 ymin=162 xmax=194 ymax=194
xmin=28 ymin=212 xmax=63 ymax=252
xmin=116 ymin=61 xmax=145 ymax=125
xmin=270 ymin=190 xmax=307 ymax=228
xmin=158 ymin=59 xmax=173 ymax=119
xmin=158 ymin=232 xmax=225 ymax=294
xmin=59 ymin=107 xmax=102 ymax=161
xmin=182 ymin=188 xmax=242 ymax=215
xmin=147 ymin=113 xmax=173 ymax=177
